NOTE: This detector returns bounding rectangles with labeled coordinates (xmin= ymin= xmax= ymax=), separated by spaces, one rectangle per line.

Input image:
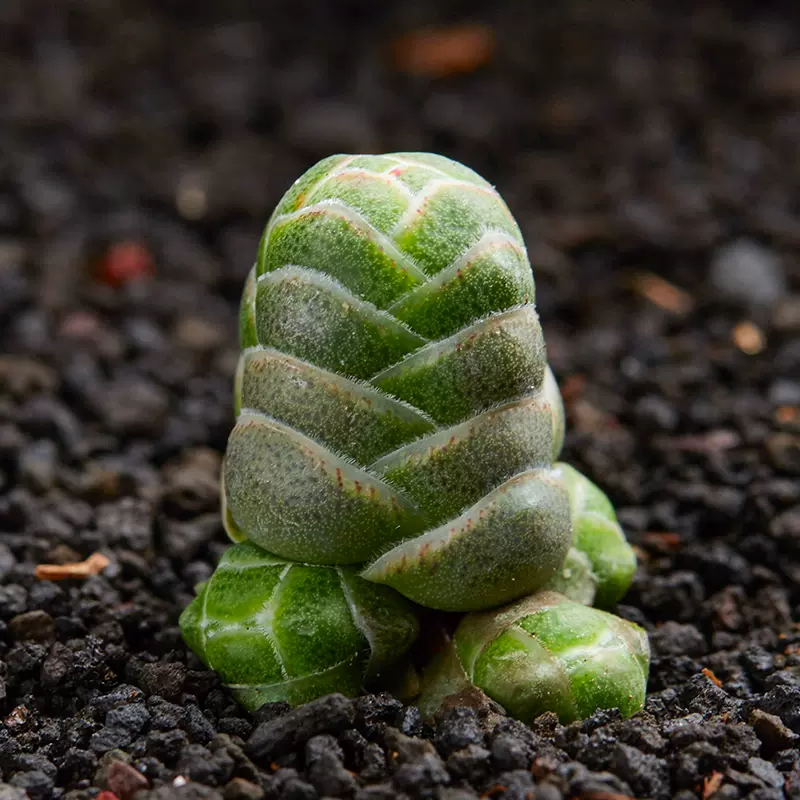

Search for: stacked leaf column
xmin=181 ymin=153 xmax=648 ymax=722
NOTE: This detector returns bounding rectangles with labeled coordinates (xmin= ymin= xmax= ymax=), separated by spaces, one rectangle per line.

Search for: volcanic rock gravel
xmin=1 ymin=1 xmax=799 ymax=798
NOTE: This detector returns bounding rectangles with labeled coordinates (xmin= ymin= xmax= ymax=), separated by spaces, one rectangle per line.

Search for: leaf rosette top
xmin=227 ymin=152 xmax=574 ymax=611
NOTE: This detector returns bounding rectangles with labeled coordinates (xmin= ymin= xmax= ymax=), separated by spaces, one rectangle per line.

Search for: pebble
xmin=222 ymin=778 xmax=264 ymax=800
xmin=90 ymin=705 xmax=151 ymax=753
xmin=106 ymin=760 xmax=150 ymax=800
xmin=305 ymin=734 xmax=357 ymax=796
xmin=246 ymin=694 xmax=355 ymax=762
xmin=100 ymin=377 xmax=170 ymax=436
xmin=96 ymin=498 xmax=154 ymax=552
xmin=8 ymin=610 xmax=56 ymax=642
xmin=17 ymin=439 xmax=58 ymax=493
xmin=650 ymin=621 xmax=707 ymax=658
xmin=709 ymin=239 xmax=787 ymax=309
xmin=0 ymin=784 xmax=28 ymax=800
xmin=748 ymin=756 xmax=785 ymax=788
xmin=7 ymin=770 xmax=54 ymax=800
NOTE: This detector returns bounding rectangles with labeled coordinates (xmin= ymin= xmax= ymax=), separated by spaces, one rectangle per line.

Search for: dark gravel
xmin=1 ymin=1 xmax=799 ymax=798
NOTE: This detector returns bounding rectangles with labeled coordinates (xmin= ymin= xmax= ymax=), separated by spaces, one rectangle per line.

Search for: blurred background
xmin=0 ymin=0 xmax=798 ymax=555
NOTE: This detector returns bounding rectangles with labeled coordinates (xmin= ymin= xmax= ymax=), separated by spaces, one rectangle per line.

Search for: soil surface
xmin=1 ymin=1 xmax=800 ymax=798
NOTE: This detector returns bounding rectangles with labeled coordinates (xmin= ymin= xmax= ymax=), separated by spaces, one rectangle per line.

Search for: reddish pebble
xmin=107 ymin=760 xmax=150 ymax=800
xmin=97 ymin=793 xmax=120 ymax=800
xmin=97 ymin=241 xmax=154 ymax=287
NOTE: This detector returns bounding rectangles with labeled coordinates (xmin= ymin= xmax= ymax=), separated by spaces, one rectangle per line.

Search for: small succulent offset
xmin=181 ymin=153 xmax=648 ymax=721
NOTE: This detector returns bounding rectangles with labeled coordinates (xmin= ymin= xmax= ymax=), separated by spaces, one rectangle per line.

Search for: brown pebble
xmin=765 ymin=433 xmax=800 ymax=472
xmin=223 ymin=777 xmax=265 ymax=800
xmin=750 ymin=708 xmax=799 ymax=754
xmin=9 ymin=610 xmax=55 ymax=642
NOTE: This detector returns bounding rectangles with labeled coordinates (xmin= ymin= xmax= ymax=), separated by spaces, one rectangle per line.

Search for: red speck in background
xmin=96 ymin=241 xmax=155 ymax=287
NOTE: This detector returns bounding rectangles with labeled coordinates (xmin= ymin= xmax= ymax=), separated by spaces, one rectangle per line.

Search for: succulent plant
xmin=227 ymin=152 xmax=571 ymax=611
xmin=179 ymin=542 xmax=419 ymax=711
xmin=181 ymin=152 xmax=647 ymax=719
xmin=418 ymin=591 xmax=649 ymax=723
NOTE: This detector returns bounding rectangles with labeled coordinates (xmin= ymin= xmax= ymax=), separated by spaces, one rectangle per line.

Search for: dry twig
xmin=35 ymin=552 xmax=110 ymax=581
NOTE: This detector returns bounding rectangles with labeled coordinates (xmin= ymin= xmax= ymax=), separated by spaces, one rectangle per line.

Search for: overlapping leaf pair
xmin=181 ymin=153 xmax=648 ymax=722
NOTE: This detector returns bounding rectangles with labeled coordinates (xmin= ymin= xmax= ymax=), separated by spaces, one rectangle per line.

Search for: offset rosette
xmin=225 ymin=153 xmax=572 ymax=610
xmin=180 ymin=543 xmax=419 ymax=711
xmin=418 ymin=592 xmax=649 ymax=724
xmin=550 ymin=463 xmax=637 ymax=607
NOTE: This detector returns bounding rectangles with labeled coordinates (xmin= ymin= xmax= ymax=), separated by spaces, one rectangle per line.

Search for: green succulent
xmin=179 ymin=542 xmax=419 ymax=711
xmin=550 ymin=462 xmax=637 ymax=607
xmin=418 ymin=591 xmax=649 ymax=724
xmin=227 ymin=152 xmax=572 ymax=611
xmin=180 ymin=152 xmax=647 ymax=720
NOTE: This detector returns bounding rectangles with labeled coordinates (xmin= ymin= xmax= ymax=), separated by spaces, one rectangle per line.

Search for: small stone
xmin=146 ymin=729 xmax=189 ymax=763
xmin=176 ymin=316 xmax=226 ymax=353
xmin=271 ymin=768 xmax=318 ymax=800
xmin=770 ymin=380 xmax=800 ymax=407
xmin=8 ymin=610 xmax=55 ymax=642
xmin=766 ymin=434 xmax=800 ymax=473
xmin=751 ymin=709 xmax=799 ymax=753
xmin=305 ymin=734 xmax=357 ymax=797
xmin=185 ymin=704 xmax=216 ymax=745
xmin=96 ymin=498 xmax=154 ymax=552
xmin=446 ymin=744 xmax=492 ymax=783
xmin=748 ymin=757 xmax=785 ymax=788
xmin=90 ymin=704 xmax=151 ymax=753
xmin=438 ymin=789 xmax=481 ymax=800
xmin=8 ymin=769 xmax=54 ymax=800
xmin=435 ymin=707 xmax=485 ymax=756
xmin=106 ymin=760 xmax=150 ymax=800
xmin=18 ymin=440 xmax=58 ymax=493
xmin=162 ymin=449 xmax=221 ymax=516
xmin=246 ymin=694 xmax=355 ymax=762
xmin=710 ymin=238 xmax=786 ymax=309
xmin=392 ymin=751 xmax=450 ymax=794
xmin=650 ymin=622 xmax=707 ymax=657
xmin=0 ymin=782 xmax=28 ymax=799
xmin=6 ymin=644 xmax=46 ymax=675
xmin=100 ymin=376 xmax=169 ymax=436
xmin=0 ymin=585 xmax=27 ymax=616
xmin=94 ymin=685 xmax=146 ymax=713
xmin=396 ymin=705 xmax=423 ymax=737
xmin=128 ymin=659 xmax=187 ymax=701
xmin=634 ymin=395 xmax=679 ymax=432
xmin=614 ymin=743 xmax=670 ymax=799
xmin=0 ymin=357 xmax=57 ymax=397
xmin=223 ymin=778 xmax=264 ymax=800
xmin=775 ymin=296 xmax=800 ymax=331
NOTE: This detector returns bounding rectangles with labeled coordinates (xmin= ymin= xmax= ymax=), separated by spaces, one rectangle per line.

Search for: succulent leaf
xmin=419 ymin=591 xmax=649 ymax=723
xmin=254 ymin=267 xmax=427 ymax=379
xmin=179 ymin=542 xmax=419 ymax=710
xmin=236 ymin=347 xmax=436 ymax=464
xmin=551 ymin=463 xmax=637 ymax=607
xmin=224 ymin=412 xmax=428 ymax=563
xmin=543 ymin=547 xmax=597 ymax=606
xmin=360 ymin=469 xmax=571 ymax=611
